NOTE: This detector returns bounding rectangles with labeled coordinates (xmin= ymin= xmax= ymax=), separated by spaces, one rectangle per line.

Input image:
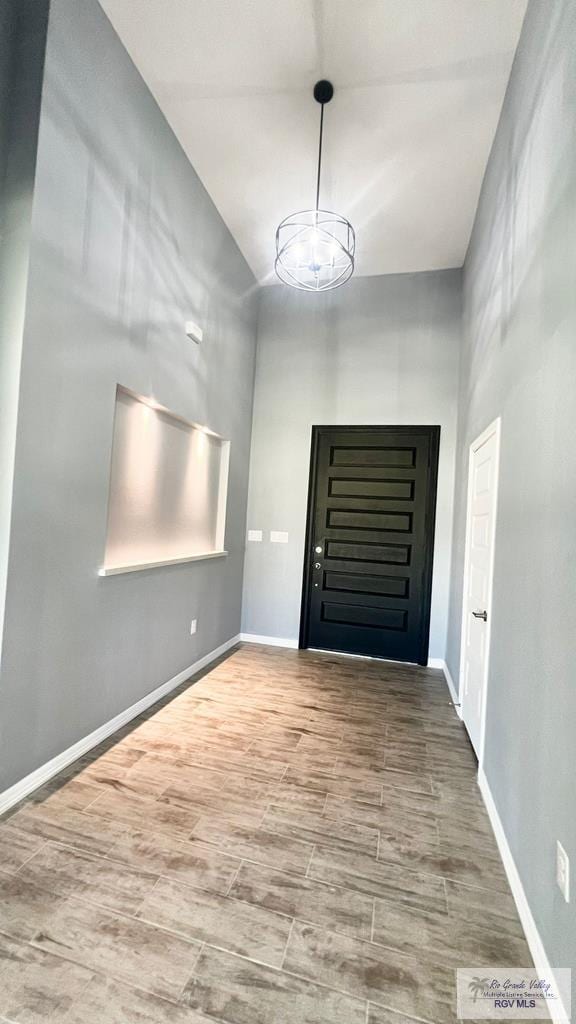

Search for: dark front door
xmin=300 ymin=426 xmax=440 ymax=665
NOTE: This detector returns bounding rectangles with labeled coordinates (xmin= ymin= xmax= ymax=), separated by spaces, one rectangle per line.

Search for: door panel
xmin=325 ymin=540 xmax=410 ymax=563
xmin=324 ymin=572 xmax=409 ymax=598
xmin=329 ymin=479 xmax=414 ymax=499
xmin=300 ymin=426 xmax=440 ymax=665
xmin=461 ymin=425 xmax=500 ymax=756
xmin=327 ymin=509 xmax=413 ymax=531
xmin=322 ymin=603 xmax=407 ymax=630
xmin=330 ymin=447 xmax=416 ymax=467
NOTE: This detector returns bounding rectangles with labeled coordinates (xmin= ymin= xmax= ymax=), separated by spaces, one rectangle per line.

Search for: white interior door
xmin=460 ymin=420 xmax=500 ymax=758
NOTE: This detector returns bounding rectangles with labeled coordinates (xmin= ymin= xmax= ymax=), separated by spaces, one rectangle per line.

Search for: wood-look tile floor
xmin=0 ymin=644 xmax=531 ymax=1024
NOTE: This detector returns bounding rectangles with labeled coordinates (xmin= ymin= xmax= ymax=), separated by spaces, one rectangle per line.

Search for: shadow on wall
xmin=38 ymin=52 xmax=257 ymax=349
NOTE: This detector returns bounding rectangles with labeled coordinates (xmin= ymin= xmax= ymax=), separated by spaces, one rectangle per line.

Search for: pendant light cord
xmin=315 ymin=101 xmax=325 ymax=212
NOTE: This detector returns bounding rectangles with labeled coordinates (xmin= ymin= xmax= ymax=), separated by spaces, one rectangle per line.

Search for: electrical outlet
xmin=190 ymin=619 xmax=197 ymax=635
xmin=556 ymin=840 xmax=570 ymax=902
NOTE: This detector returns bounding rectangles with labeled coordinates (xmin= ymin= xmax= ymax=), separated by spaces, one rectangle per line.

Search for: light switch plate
xmin=190 ymin=619 xmax=197 ymax=635
xmin=270 ymin=531 xmax=289 ymax=543
xmin=248 ymin=530 xmax=263 ymax=542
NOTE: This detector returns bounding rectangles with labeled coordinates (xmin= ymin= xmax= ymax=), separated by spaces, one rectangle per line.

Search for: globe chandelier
xmin=275 ymin=80 xmax=355 ymax=292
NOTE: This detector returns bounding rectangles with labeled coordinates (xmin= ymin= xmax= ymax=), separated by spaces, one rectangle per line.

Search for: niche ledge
xmin=98 ymin=550 xmax=228 ymax=576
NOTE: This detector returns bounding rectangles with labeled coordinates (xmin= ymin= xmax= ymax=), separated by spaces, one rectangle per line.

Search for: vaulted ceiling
xmin=99 ymin=0 xmax=527 ymax=283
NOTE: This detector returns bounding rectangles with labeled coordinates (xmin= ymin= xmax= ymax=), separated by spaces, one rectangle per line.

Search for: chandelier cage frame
xmin=275 ymin=210 xmax=355 ymax=292
xmin=274 ymin=80 xmax=355 ymax=292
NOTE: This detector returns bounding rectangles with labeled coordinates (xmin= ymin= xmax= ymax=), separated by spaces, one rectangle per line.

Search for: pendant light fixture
xmin=275 ymin=80 xmax=355 ymax=291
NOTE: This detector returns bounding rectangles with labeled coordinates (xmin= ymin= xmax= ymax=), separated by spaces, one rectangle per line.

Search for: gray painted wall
xmin=243 ymin=271 xmax=461 ymax=659
xmin=0 ymin=0 xmax=258 ymax=792
xmin=0 ymin=0 xmax=49 ymax=674
xmin=446 ymin=0 xmax=576 ymax=984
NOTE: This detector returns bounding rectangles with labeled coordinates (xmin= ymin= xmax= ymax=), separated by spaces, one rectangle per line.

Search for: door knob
xmin=472 ymin=610 xmax=488 ymax=621
xmin=315 ymin=545 xmax=322 ymax=554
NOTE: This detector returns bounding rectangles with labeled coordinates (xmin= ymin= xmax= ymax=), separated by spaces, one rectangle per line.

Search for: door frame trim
xmin=459 ymin=417 xmax=501 ymax=767
xmin=299 ymin=424 xmax=440 ymax=665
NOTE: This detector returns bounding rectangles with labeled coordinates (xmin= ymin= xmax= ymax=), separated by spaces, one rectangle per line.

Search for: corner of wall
xmin=0 ymin=0 xmax=50 ymax=670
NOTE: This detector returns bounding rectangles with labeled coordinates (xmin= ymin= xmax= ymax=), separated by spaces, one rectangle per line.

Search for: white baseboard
xmin=0 ymin=633 xmax=240 ymax=817
xmin=428 ymin=658 xmax=462 ymax=717
xmin=478 ymin=769 xmax=570 ymax=1023
xmin=239 ymin=633 xmax=298 ymax=649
